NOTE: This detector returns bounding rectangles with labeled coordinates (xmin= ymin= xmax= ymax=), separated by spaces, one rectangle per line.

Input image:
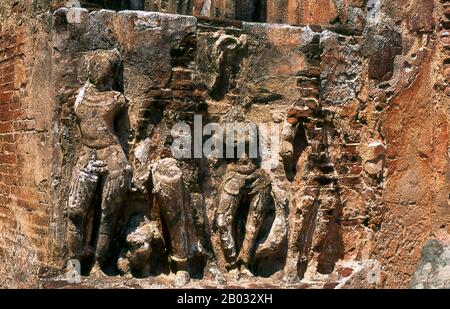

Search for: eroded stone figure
xmin=151 ymin=158 xmax=195 ymax=285
xmin=210 ymin=31 xmax=248 ymax=99
xmin=215 ymin=152 xmax=273 ymax=274
xmin=117 ymin=214 xmax=163 ymax=277
xmin=67 ymin=50 xmax=132 ymax=271
xmin=280 ymin=106 xmax=311 ymax=182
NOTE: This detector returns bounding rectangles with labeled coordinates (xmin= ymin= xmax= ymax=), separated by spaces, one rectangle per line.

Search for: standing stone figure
xmin=151 ymin=158 xmax=195 ymax=285
xmin=67 ymin=50 xmax=132 ymax=272
xmin=215 ymin=151 xmax=273 ymax=274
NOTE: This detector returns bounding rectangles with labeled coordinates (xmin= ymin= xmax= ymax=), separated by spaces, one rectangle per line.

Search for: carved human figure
xmin=215 ymin=151 xmax=273 ymax=273
xmin=67 ymin=50 xmax=132 ymax=271
xmin=151 ymin=158 xmax=195 ymax=285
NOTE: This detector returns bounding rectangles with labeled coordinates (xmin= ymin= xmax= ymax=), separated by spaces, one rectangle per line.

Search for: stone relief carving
xmin=210 ymin=31 xmax=248 ymax=100
xmin=67 ymin=50 xmax=132 ymax=272
xmin=117 ymin=213 xmax=162 ymax=277
xmin=215 ymin=148 xmax=273 ymax=273
xmin=151 ymin=158 xmax=197 ymax=285
xmin=65 ymin=46 xmax=300 ymax=283
xmin=55 ymin=8 xmax=387 ymax=287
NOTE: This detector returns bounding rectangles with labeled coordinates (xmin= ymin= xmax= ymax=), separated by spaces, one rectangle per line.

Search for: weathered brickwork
xmin=0 ymin=2 xmax=56 ymax=287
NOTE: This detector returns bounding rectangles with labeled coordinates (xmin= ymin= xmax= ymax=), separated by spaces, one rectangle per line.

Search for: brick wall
xmin=0 ymin=3 xmax=56 ymax=287
xmin=0 ymin=27 xmax=27 ymax=287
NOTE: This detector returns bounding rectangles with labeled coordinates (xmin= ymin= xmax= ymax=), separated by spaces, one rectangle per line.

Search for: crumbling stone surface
xmin=117 ymin=213 xmax=162 ymax=277
xmin=410 ymin=239 xmax=450 ymax=289
xmin=334 ymin=260 xmax=382 ymax=289
xmin=0 ymin=0 xmax=449 ymax=289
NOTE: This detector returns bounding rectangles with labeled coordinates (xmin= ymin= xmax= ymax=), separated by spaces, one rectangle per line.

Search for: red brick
xmin=0 ymin=109 xmax=21 ymax=122
xmin=0 ymin=101 xmax=19 ymax=110
xmin=0 ymin=72 xmax=14 ymax=85
xmin=0 ymin=82 xmax=14 ymax=93
xmin=0 ymin=133 xmax=14 ymax=143
xmin=0 ymin=63 xmax=15 ymax=75
xmin=0 ymin=154 xmax=16 ymax=165
xmin=0 ymin=91 xmax=14 ymax=102
xmin=0 ymin=121 xmax=13 ymax=133
xmin=1 ymin=142 xmax=16 ymax=153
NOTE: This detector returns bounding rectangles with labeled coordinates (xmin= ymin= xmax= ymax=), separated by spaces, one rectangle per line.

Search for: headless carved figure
xmin=216 ymin=156 xmax=272 ymax=271
xmin=152 ymin=158 xmax=194 ymax=284
xmin=67 ymin=50 xmax=131 ymax=270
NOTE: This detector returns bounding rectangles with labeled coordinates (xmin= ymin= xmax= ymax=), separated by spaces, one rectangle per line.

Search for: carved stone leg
xmin=283 ymin=196 xmax=305 ymax=283
xmin=216 ymin=190 xmax=241 ymax=266
xmin=161 ymin=203 xmax=189 ymax=267
xmin=67 ymin=170 xmax=98 ymax=259
xmin=95 ymin=170 xmax=130 ymax=265
xmin=284 ymin=189 xmax=320 ymax=282
xmin=255 ymin=185 xmax=288 ymax=260
xmin=191 ymin=192 xmax=214 ymax=260
xmin=238 ymin=185 xmax=272 ymax=268
xmin=152 ymin=159 xmax=190 ymax=271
